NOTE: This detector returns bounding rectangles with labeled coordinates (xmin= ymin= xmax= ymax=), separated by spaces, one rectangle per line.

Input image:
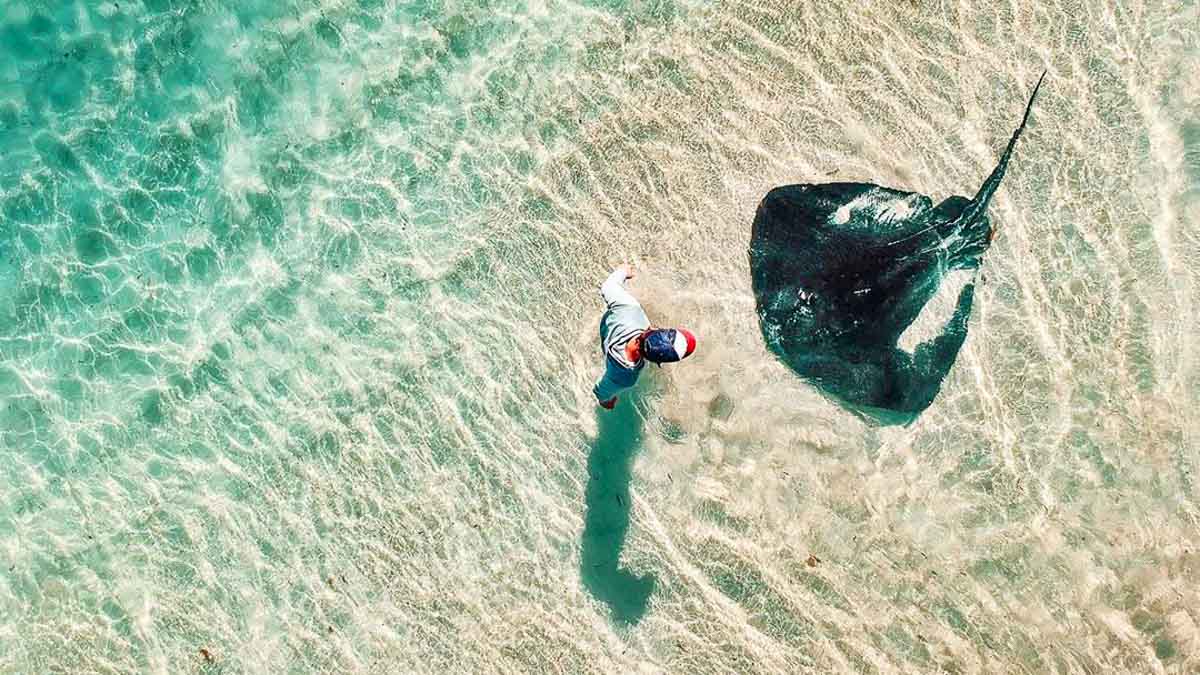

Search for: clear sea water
xmin=1 ymin=0 xmax=1198 ymax=672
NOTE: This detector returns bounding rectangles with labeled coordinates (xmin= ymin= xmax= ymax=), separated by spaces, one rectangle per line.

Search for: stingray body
xmin=750 ymin=73 xmax=1045 ymax=425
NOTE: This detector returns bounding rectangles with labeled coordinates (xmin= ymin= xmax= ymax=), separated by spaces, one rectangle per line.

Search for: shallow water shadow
xmin=580 ymin=391 xmax=655 ymax=625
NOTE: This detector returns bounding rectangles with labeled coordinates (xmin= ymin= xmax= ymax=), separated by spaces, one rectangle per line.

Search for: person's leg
xmin=594 ymin=371 xmax=623 ymax=410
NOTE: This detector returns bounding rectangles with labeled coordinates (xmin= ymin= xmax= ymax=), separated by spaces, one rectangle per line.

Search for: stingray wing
xmin=754 ymin=183 xmax=934 ymax=235
xmin=750 ymin=183 xmax=935 ymax=278
xmin=750 ymin=183 xmax=936 ymax=338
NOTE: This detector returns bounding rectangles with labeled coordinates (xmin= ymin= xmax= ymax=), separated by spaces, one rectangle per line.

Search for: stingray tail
xmin=960 ymin=70 xmax=1046 ymax=225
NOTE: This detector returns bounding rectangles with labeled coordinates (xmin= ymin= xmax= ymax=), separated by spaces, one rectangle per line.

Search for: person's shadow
xmin=580 ymin=390 xmax=656 ymax=625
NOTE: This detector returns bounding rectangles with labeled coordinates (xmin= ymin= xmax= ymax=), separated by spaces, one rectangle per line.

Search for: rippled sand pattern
xmin=0 ymin=0 xmax=1197 ymax=672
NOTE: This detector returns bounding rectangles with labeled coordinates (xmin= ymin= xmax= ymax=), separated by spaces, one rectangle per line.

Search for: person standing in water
xmin=593 ymin=264 xmax=698 ymax=409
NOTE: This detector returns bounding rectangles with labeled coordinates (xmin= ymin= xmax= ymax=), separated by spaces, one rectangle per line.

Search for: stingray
xmin=749 ymin=73 xmax=1045 ymax=425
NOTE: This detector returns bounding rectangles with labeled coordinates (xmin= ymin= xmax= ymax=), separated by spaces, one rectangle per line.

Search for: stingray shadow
xmin=579 ymin=390 xmax=656 ymax=625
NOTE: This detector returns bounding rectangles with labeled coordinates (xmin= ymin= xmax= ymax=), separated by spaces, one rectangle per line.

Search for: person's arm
xmin=599 ymin=264 xmax=638 ymax=309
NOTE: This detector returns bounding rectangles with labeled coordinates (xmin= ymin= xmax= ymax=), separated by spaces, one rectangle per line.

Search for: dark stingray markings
xmin=749 ymin=72 xmax=1046 ymax=425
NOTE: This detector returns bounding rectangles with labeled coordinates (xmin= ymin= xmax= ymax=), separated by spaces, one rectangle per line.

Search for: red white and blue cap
xmin=643 ymin=328 xmax=697 ymax=364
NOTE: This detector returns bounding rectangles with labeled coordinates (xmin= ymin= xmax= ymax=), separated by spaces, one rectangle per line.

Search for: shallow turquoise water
xmin=2 ymin=0 xmax=1198 ymax=672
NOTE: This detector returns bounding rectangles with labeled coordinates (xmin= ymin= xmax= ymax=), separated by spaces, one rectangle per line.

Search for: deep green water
xmin=2 ymin=0 xmax=1198 ymax=672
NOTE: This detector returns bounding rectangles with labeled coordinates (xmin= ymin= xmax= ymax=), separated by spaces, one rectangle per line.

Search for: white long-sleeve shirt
xmin=593 ymin=267 xmax=650 ymax=402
